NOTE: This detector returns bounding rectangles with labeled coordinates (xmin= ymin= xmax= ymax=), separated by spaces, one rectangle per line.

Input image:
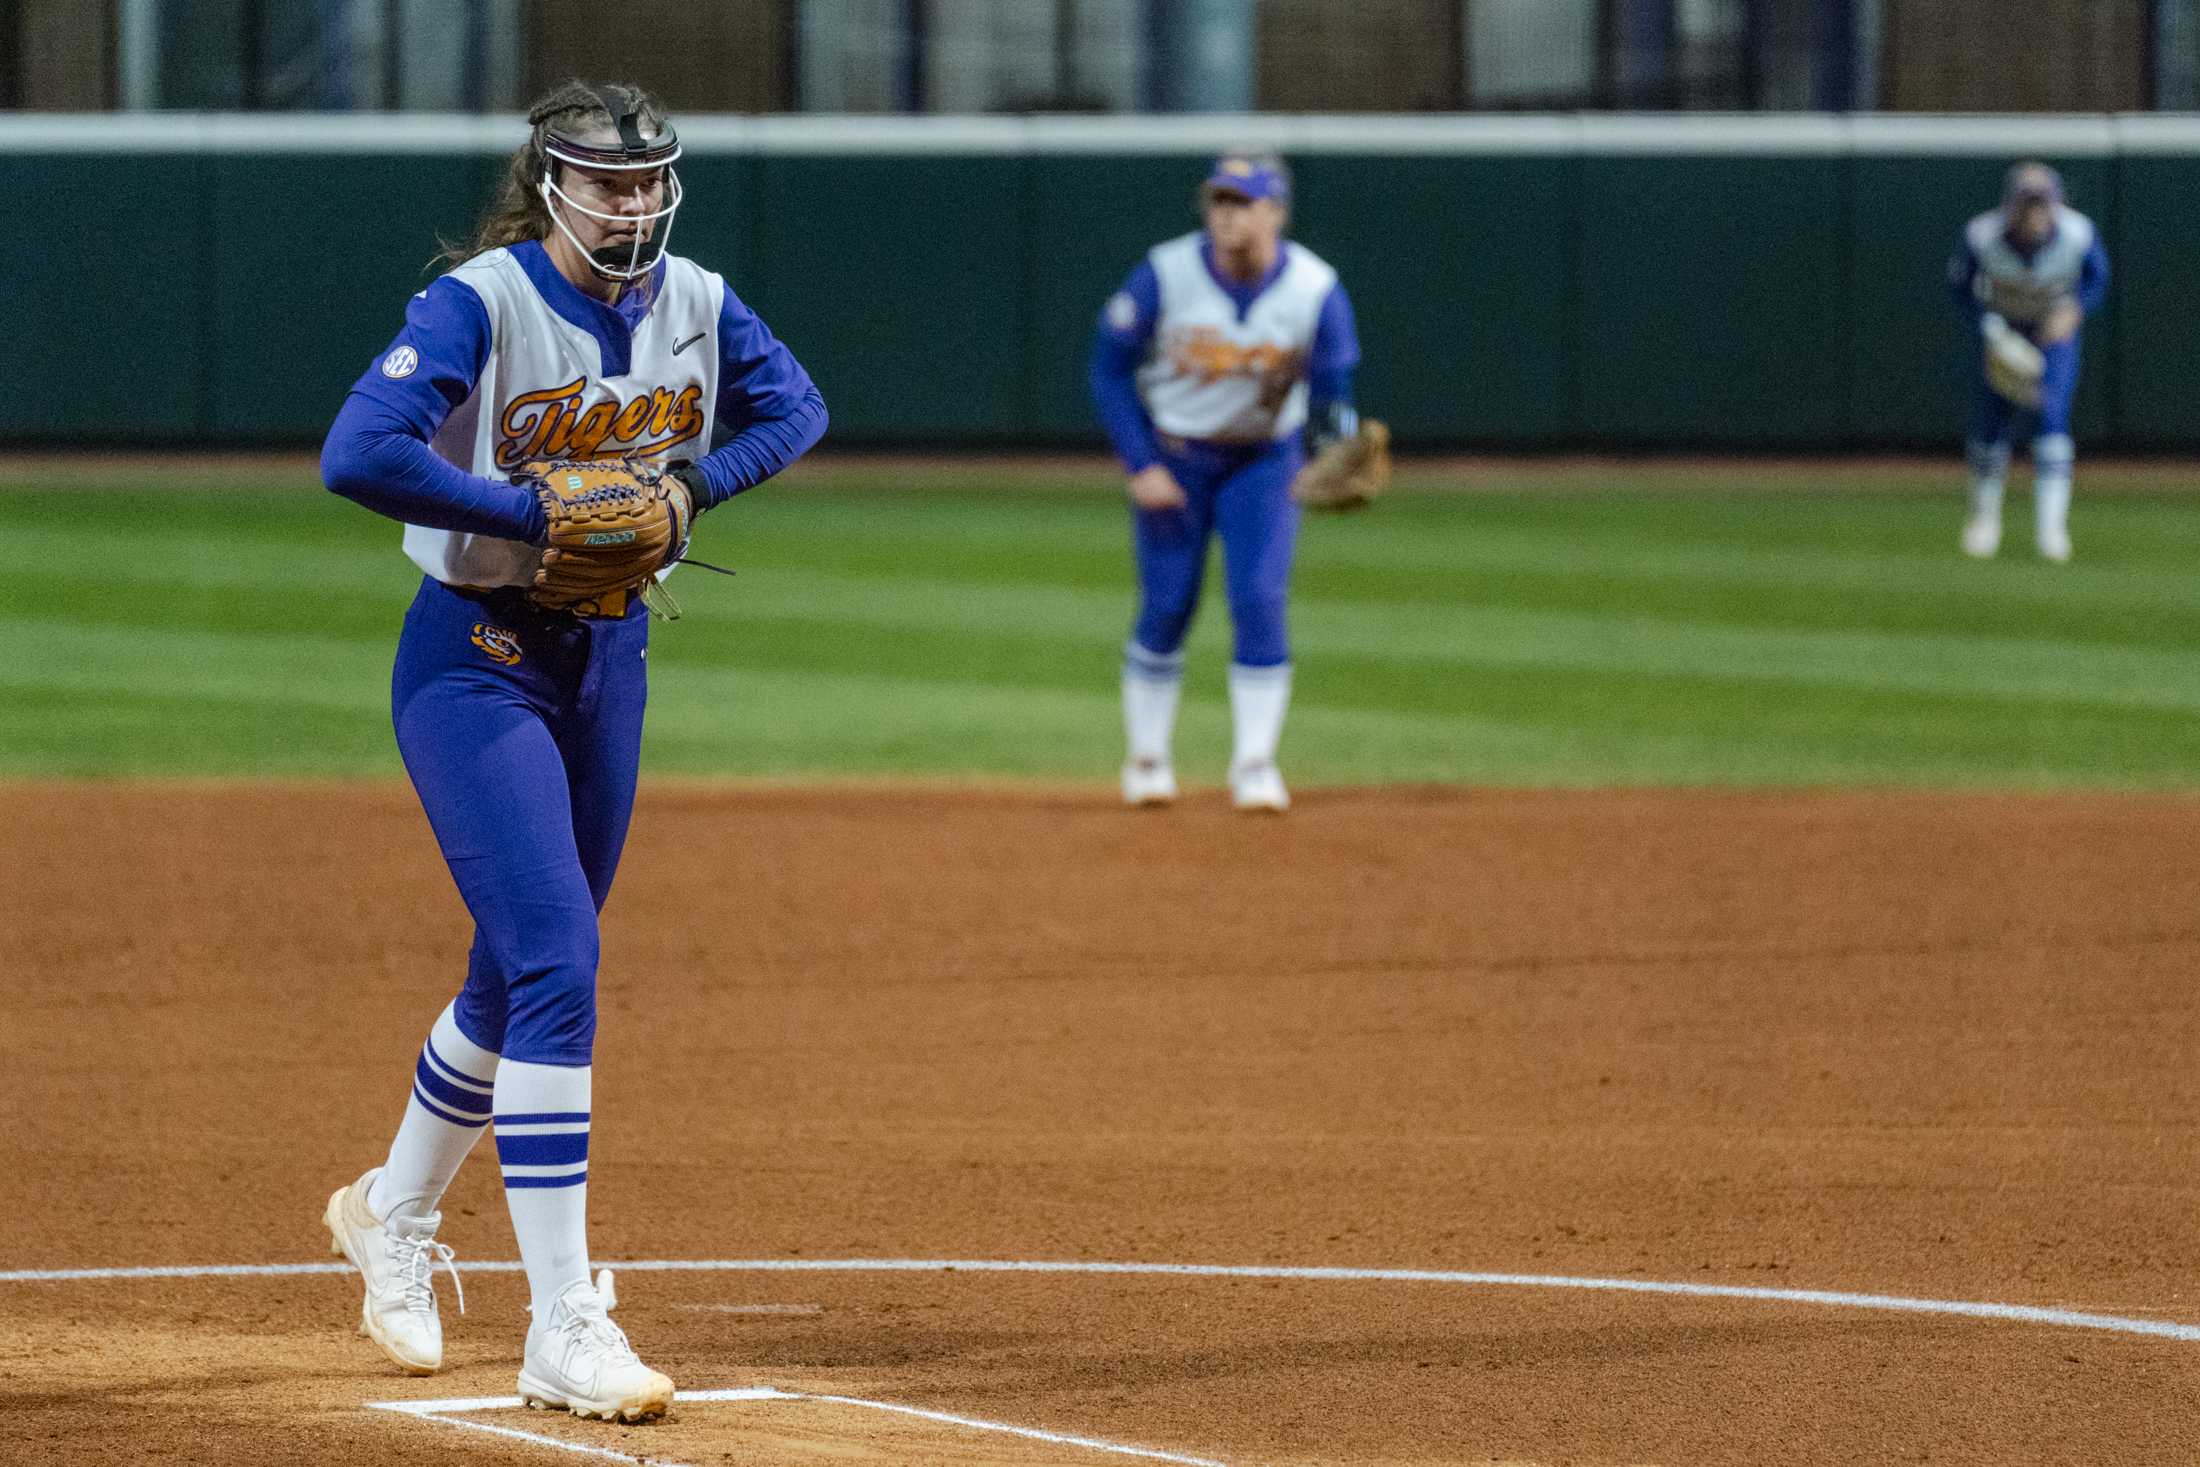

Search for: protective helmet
xmin=538 ymin=85 xmax=684 ymax=283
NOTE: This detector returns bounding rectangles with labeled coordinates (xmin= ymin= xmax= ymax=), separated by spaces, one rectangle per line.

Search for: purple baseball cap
xmin=1203 ymin=153 xmax=1288 ymax=203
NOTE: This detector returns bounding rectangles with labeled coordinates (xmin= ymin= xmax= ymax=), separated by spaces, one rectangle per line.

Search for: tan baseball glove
xmin=514 ymin=458 xmax=693 ymax=619
xmin=1292 ymin=419 xmax=1391 ymax=512
xmin=1981 ymin=314 xmax=2045 ymax=410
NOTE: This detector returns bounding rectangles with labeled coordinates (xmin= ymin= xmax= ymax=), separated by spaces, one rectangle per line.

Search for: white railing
xmin=3 ymin=112 xmax=2199 ymax=156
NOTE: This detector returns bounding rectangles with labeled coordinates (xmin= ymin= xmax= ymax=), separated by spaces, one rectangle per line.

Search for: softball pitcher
xmin=1090 ymin=151 xmax=1365 ymax=812
xmin=317 ymin=81 xmax=826 ymax=1419
xmin=1949 ymin=161 xmax=2109 ymax=563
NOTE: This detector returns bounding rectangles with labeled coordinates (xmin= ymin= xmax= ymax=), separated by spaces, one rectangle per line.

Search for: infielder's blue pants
xmin=1970 ymin=335 xmax=2081 ymax=444
xmin=1131 ymin=437 xmax=1302 ymax=668
xmin=391 ymin=577 xmax=650 ymax=1067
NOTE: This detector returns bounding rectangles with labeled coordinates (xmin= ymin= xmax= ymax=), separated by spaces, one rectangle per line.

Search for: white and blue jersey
xmin=1090 ymin=231 xmax=1359 ymax=468
xmin=323 ymin=237 xmax=826 ymax=590
xmin=1947 ymin=204 xmax=2109 ymax=336
xmin=1089 ymin=231 xmax=1360 ymax=671
xmin=1946 ymin=205 xmax=2109 ymax=443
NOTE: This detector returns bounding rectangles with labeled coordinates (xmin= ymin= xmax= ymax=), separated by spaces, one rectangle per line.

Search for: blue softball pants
xmin=391 ymin=577 xmax=650 ymax=1067
xmin=1130 ymin=437 xmax=1303 ymax=669
xmin=1970 ymin=335 xmax=2081 ymax=444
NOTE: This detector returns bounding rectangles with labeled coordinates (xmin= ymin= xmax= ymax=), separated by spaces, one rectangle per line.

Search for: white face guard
xmin=538 ymin=97 xmax=684 ymax=283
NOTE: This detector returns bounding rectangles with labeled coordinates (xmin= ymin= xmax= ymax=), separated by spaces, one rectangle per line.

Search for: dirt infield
xmin=6 ymin=783 xmax=2200 ymax=1465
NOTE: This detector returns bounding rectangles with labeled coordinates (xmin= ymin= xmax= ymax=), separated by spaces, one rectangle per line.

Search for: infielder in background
xmin=1949 ymin=161 xmax=2109 ymax=563
xmin=317 ymin=82 xmax=825 ymax=1419
xmin=1090 ymin=151 xmax=1362 ymax=812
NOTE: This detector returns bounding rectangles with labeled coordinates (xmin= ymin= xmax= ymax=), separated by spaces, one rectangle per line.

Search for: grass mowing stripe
xmin=27 ymin=527 xmax=2200 ymax=714
xmin=11 ymin=471 xmax=2200 ymax=787
xmin=0 ymin=619 xmax=393 ymax=713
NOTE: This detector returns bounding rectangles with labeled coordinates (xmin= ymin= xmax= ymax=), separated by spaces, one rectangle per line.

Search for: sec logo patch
xmin=382 ymin=345 xmax=420 ymax=379
xmin=470 ymin=622 xmax=522 ymax=666
xmin=1105 ymin=292 xmax=1140 ymax=331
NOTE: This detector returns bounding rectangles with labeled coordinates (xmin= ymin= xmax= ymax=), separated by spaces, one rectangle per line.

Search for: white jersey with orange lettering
xmin=1129 ymin=230 xmax=1342 ymax=444
xmin=404 ymin=242 xmax=721 ymax=589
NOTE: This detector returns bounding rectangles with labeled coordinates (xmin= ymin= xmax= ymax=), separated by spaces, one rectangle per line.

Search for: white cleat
xmin=1121 ymin=758 xmax=1178 ymax=807
xmin=1961 ymin=514 xmax=2002 ymax=559
xmin=2037 ymin=524 xmax=2072 ymax=563
xmin=1230 ymin=759 xmax=1290 ymax=813
xmin=325 ymin=1167 xmax=462 ymax=1376
xmin=518 ymin=1270 xmax=675 ymax=1423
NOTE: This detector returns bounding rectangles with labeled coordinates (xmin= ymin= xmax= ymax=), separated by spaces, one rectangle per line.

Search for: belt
xmin=445 ymin=581 xmax=636 ymax=621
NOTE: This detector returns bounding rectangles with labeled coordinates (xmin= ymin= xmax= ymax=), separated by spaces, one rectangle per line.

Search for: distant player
xmin=1948 ymin=161 xmax=2109 ymax=563
xmin=1090 ymin=151 xmax=1361 ymax=811
xmin=317 ymin=82 xmax=825 ymax=1418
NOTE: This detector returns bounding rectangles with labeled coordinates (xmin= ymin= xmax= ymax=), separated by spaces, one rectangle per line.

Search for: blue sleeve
xmin=684 ymin=284 xmax=829 ymax=509
xmin=1946 ymin=237 xmax=1984 ymax=326
xmin=2077 ymin=236 xmax=2110 ymax=318
xmin=1088 ymin=261 xmax=1162 ymax=474
xmin=319 ymin=277 xmax=547 ymax=542
xmin=1307 ymin=281 xmax=1360 ymax=410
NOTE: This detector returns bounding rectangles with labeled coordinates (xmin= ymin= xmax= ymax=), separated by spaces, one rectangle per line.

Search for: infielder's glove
xmin=1981 ymin=314 xmax=2045 ymax=410
xmin=1292 ymin=418 xmax=1392 ymax=512
xmin=514 ymin=458 xmax=694 ymax=619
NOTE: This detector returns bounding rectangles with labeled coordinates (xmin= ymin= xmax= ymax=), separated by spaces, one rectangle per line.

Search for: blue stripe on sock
xmin=412 ymin=1083 xmax=491 ymax=1129
xmin=423 ymin=1038 xmax=494 ymax=1093
xmin=492 ymin=1111 xmax=591 ymax=1125
xmin=494 ymin=1130 xmax=590 ymax=1167
xmin=502 ymin=1172 xmax=589 ymax=1189
xmin=414 ymin=1054 xmax=495 ymax=1117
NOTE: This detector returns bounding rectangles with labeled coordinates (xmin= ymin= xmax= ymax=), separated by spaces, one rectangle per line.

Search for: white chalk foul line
xmin=8 ymin=1255 xmax=2199 ymax=1344
xmin=367 ymin=1387 xmax=1225 ymax=1467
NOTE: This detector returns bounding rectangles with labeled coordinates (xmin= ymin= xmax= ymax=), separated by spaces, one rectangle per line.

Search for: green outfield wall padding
xmin=1578 ymin=157 xmax=1851 ymax=442
xmin=1020 ymin=153 xmax=1211 ymax=439
xmin=4 ymin=141 xmax=2186 ymax=450
xmin=6 ymin=155 xmax=208 ymax=438
xmin=750 ymin=155 xmax=1027 ymax=442
xmin=2111 ymin=155 xmax=2196 ymax=448
xmin=1296 ymin=153 xmax=1580 ymax=440
xmin=668 ymin=155 xmax=766 ymax=324
xmin=209 ymin=154 xmax=498 ymax=438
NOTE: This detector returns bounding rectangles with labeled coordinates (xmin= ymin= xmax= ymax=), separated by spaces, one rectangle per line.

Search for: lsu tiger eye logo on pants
xmin=470 ymin=623 xmax=523 ymax=666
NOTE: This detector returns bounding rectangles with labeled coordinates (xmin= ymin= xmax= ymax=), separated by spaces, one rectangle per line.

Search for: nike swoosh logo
xmin=673 ymin=332 xmax=706 ymax=356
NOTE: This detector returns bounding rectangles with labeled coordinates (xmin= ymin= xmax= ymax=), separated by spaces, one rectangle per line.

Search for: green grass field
xmin=7 ymin=457 xmax=2200 ymax=788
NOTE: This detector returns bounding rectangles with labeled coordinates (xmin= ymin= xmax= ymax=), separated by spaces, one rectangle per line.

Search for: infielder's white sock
xmin=2034 ymin=433 xmax=2074 ymax=541
xmin=1122 ymin=642 xmax=1184 ymax=765
xmin=369 ymin=1002 xmax=496 ymax=1223
xmin=1228 ymin=662 xmax=1293 ymax=769
xmin=493 ymin=1059 xmax=592 ymax=1317
xmin=1965 ymin=438 xmax=2009 ymax=521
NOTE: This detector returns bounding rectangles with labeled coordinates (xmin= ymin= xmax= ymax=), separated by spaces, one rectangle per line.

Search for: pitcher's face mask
xmin=539 ymin=90 xmax=683 ymax=283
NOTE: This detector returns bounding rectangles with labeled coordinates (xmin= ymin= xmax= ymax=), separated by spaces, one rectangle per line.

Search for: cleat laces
xmin=553 ymin=1270 xmax=642 ymax=1373
xmin=386 ymin=1226 xmax=464 ymax=1318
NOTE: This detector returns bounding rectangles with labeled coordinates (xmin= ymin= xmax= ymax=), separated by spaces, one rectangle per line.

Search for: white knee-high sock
xmin=369 ymin=1002 xmax=497 ymax=1224
xmin=1122 ymin=642 xmax=1185 ymax=765
xmin=2034 ymin=433 xmax=2073 ymax=538
xmin=1228 ymin=662 xmax=1292 ymax=770
xmin=1966 ymin=438 xmax=2009 ymax=520
xmin=493 ymin=1060 xmax=592 ymax=1316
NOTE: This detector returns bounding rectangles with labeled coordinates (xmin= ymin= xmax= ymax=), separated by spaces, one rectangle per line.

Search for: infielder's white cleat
xmin=325 ymin=1166 xmax=463 ymax=1375
xmin=2037 ymin=523 xmax=2072 ymax=563
xmin=1121 ymin=758 xmax=1178 ymax=807
xmin=519 ymin=1270 xmax=675 ymax=1423
xmin=1230 ymin=759 xmax=1290 ymax=813
xmin=1961 ymin=513 xmax=2002 ymax=559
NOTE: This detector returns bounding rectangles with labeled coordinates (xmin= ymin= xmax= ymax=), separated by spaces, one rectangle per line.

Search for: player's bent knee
xmin=1229 ymin=600 xmax=1290 ymax=669
xmin=1134 ymin=605 xmax=1197 ymax=657
xmin=452 ymin=984 xmax=510 ymax=1056
xmin=496 ymin=919 xmax=601 ymax=1065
